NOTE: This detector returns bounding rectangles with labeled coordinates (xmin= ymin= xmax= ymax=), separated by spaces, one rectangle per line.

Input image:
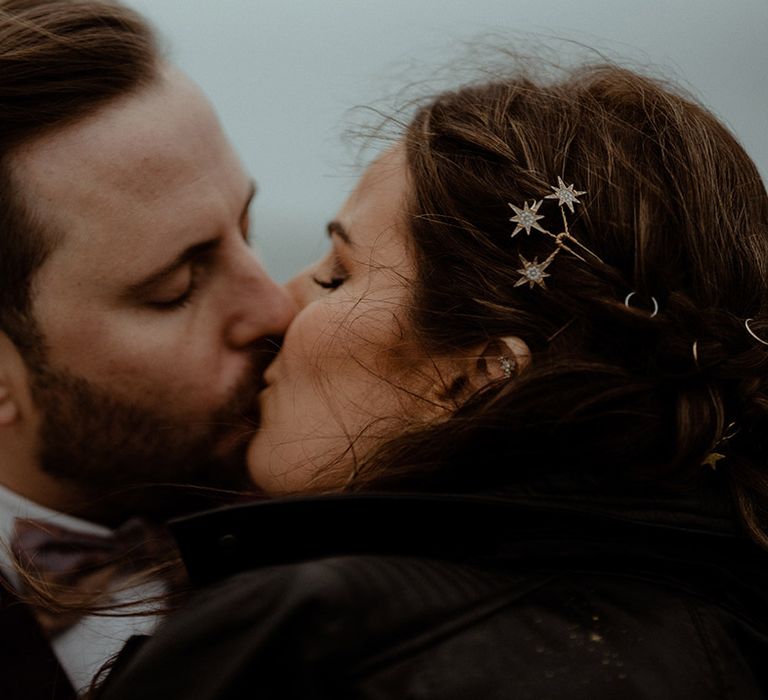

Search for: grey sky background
xmin=126 ymin=0 xmax=768 ymax=282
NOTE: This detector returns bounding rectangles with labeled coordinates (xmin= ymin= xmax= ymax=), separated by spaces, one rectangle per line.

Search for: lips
xmin=250 ymin=336 xmax=282 ymax=385
xmin=261 ymin=369 xmax=275 ymax=389
xmin=260 ymin=355 xmax=283 ymax=389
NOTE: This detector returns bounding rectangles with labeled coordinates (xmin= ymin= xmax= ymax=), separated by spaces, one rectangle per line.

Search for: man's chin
xmin=25 ymin=337 xmax=277 ymax=522
xmin=30 ymin=370 xmax=258 ymax=522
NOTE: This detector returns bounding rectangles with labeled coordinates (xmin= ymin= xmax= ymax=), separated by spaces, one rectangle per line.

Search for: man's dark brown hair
xmin=0 ymin=0 xmax=159 ymax=351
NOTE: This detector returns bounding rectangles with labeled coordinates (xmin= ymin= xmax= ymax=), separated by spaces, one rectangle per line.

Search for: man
xmin=0 ymin=0 xmax=296 ymax=696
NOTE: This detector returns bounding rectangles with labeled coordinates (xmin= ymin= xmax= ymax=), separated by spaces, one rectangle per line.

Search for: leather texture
xmin=98 ymin=489 xmax=768 ymax=699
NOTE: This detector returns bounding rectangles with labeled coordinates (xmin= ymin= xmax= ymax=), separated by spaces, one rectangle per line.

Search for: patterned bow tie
xmin=11 ymin=517 xmax=185 ymax=638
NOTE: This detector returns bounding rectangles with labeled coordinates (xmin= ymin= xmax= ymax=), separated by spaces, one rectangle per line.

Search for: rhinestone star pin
xmin=506 ymin=179 xmax=602 ymax=292
xmin=514 ymin=255 xmax=552 ymax=289
xmin=508 ymin=200 xmax=548 ymax=237
xmin=545 ymin=177 xmax=586 ymax=213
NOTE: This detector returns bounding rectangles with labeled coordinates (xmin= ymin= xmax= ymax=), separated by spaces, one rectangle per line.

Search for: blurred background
xmin=125 ymin=0 xmax=767 ymax=281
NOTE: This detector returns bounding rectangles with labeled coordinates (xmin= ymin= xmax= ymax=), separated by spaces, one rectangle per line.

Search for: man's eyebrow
xmin=128 ymin=182 xmax=257 ymax=297
xmin=327 ymin=220 xmax=352 ymax=246
xmin=126 ymin=238 xmax=219 ymax=297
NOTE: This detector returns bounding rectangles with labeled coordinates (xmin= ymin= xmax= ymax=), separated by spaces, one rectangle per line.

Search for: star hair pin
xmin=508 ymin=177 xmax=603 ymax=290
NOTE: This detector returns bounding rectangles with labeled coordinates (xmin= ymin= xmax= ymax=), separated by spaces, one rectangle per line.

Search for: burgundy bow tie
xmin=11 ymin=517 xmax=184 ymax=637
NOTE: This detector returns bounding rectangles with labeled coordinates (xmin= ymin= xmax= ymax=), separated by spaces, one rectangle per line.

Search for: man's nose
xmin=227 ymin=268 xmax=298 ymax=349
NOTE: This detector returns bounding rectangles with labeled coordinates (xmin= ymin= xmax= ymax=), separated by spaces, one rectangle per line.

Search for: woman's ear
xmin=472 ymin=335 xmax=531 ymax=385
xmin=432 ymin=335 xmax=531 ymax=406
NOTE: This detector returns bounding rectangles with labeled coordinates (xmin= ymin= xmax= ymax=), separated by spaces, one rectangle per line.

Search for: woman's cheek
xmin=284 ymin=300 xmax=348 ymax=375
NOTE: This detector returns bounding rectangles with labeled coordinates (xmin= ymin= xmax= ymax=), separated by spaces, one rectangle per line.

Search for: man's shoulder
xmin=0 ymin=581 xmax=77 ymax=700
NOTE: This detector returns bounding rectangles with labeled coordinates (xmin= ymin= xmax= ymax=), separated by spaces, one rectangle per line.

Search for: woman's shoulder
xmin=176 ymin=553 xmax=538 ymax=646
xmin=100 ymin=552 xmax=768 ymax=700
xmin=98 ymin=554 xmax=533 ymax=699
xmin=101 ymin=491 xmax=768 ymax=698
xmin=212 ymin=556 xmax=768 ymax=698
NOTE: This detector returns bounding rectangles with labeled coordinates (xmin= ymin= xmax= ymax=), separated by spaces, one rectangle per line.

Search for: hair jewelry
xmin=624 ymin=292 xmax=659 ymax=318
xmin=691 ymin=340 xmax=700 ymax=370
xmin=702 ymin=421 xmax=739 ymax=470
xmin=744 ymin=318 xmax=768 ymax=347
xmin=508 ymin=177 xmax=603 ymax=290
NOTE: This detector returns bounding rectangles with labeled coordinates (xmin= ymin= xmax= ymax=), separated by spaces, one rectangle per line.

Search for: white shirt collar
xmin=0 ymin=483 xmax=166 ymax=694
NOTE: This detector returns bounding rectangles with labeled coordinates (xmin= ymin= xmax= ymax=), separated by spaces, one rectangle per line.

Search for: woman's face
xmin=247 ymin=147 xmax=442 ymax=493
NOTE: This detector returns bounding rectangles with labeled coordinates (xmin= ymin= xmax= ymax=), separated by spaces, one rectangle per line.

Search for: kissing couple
xmin=2 ymin=1 xmax=768 ymax=699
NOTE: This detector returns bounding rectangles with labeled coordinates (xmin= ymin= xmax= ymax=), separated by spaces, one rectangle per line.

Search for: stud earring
xmin=499 ymin=356 xmax=516 ymax=380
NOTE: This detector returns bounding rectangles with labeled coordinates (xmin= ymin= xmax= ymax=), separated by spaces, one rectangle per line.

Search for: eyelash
xmin=311 ymin=256 xmax=348 ymax=291
xmin=149 ymin=271 xmax=201 ymax=311
xmin=311 ymin=275 xmax=347 ymax=291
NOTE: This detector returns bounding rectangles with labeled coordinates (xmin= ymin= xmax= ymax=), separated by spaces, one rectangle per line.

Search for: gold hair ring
xmin=624 ymin=292 xmax=659 ymax=318
xmin=745 ymin=318 xmax=768 ymax=346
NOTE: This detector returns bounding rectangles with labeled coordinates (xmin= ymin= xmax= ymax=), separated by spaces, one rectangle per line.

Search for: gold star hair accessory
xmin=509 ymin=178 xmax=603 ymax=290
xmin=508 ymin=200 xmax=548 ymax=237
xmin=702 ymin=451 xmax=726 ymax=470
xmin=701 ymin=421 xmax=738 ymax=471
xmin=514 ymin=255 xmax=552 ymax=289
xmin=545 ymin=176 xmax=586 ymax=213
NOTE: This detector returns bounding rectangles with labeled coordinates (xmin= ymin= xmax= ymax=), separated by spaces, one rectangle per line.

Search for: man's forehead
xmin=14 ymin=68 xmax=227 ymax=199
xmin=11 ymin=66 xmax=248 ymax=267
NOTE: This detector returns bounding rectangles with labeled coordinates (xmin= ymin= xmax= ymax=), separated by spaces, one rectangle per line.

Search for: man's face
xmin=10 ymin=65 xmax=296 ymax=516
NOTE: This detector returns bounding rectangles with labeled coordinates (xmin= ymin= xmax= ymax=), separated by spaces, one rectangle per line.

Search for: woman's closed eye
xmin=312 ymin=274 xmax=347 ymax=290
xmin=311 ymin=255 xmax=349 ymax=291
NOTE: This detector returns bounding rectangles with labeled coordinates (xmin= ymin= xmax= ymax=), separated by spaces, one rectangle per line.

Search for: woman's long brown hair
xmin=350 ymin=64 xmax=768 ymax=546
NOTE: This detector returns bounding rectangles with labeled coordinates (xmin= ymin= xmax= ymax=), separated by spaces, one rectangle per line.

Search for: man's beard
xmin=26 ymin=350 xmax=272 ymax=523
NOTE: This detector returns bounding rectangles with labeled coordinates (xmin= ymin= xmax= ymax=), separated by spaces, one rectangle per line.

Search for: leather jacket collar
xmin=169 ymin=488 xmax=764 ymax=603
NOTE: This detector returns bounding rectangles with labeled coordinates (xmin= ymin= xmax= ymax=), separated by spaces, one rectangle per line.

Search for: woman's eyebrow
xmin=327 ymin=220 xmax=353 ymax=246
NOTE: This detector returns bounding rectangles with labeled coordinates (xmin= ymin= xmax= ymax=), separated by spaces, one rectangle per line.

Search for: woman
xmin=99 ymin=63 xmax=768 ymax=699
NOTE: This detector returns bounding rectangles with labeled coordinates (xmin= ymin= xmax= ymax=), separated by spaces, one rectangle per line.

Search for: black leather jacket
xmin=99 ymin=485 xmax=768 ymax=699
